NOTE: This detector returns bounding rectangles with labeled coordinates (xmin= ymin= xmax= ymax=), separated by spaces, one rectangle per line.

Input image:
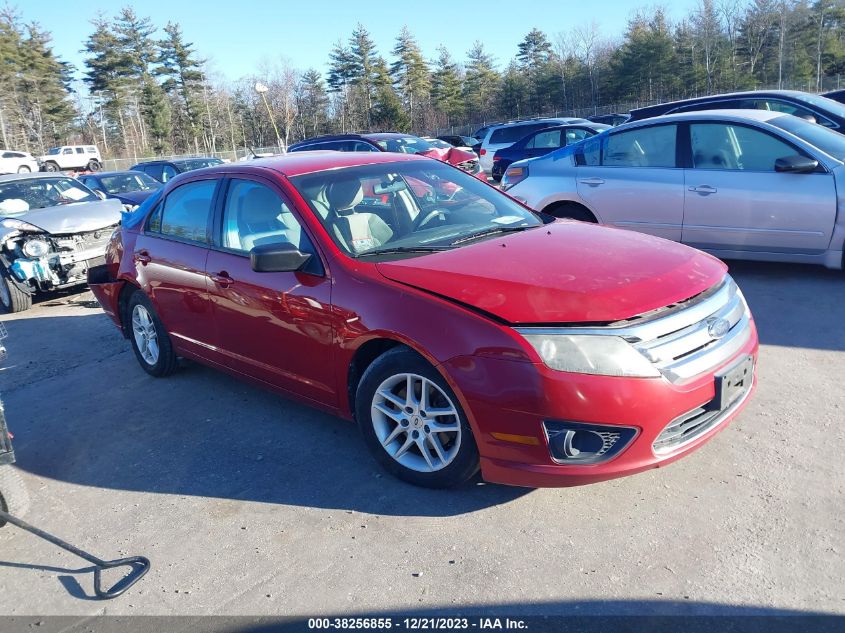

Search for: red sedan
xmin=89 ymin=152 xmax=758 ymax=488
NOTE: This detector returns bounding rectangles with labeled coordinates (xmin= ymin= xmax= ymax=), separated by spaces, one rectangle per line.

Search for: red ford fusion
xmin=89 ymin=151 xmax=758 ymax=488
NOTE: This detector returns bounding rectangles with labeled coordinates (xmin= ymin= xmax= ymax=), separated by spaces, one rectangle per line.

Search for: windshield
xmin=0 ymin=177 xmax=99 ymax=214
xmin=174 ymin=158 xmax=224 ymax=171
xmin=99 ymin=172 xmax=161 ymax=194
xmin=800 ymin=93 xmax=845 ymax=120
xmin=372 ymin=136 xmax=436 ymax=154
xmin=769 ymin=115 xmax=845 ymax=161
xmin=290 ymin=161 xmax=542 ymax=259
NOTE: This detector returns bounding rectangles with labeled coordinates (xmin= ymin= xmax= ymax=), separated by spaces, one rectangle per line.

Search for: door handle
xmin=134 ymin=250 xmax=151 ymax=265
xmin=209 ymin=272 xmax=235 ymax=287
xmin=578 ymin=177 xmax=605 ymax=186
xmin=689 ymin=185 xmax=718 ymax=195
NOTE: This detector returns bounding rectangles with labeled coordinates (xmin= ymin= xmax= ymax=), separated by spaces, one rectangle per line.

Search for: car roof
xmin=0 ymin=172 xmax=79 ymax=184
xmin=642 ymin=109 xmax=786 ymax=124
xmin=630 ymin=90 xmax=820 ymax=116
xmin=84 ymin=170 xmax=149 ymax=178
xmin=363 ymin=132 xmax=416 ymax=140
xmin=175 ymin=150 xmax=428 ymax=179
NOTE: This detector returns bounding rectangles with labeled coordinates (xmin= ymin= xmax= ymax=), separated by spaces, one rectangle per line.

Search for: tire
xmin=42 ymin=161 xmax=59 ymax=172
xmin=0 ymin=267 xmax=32 ymax=313
xmin=87 ymin=160 xmax=101 ymax=172
xmin=16 ymin=165 xmax=31 ymax=174
xmin=355 ymin=347 xmax=480 ymax=488
xmin=127 ymin=290 xmax=178 ymax=377
xmin=543 ymin=202 xmax=597 ymax=223
xmin=0 ymin=466 xmax=31 ymax=526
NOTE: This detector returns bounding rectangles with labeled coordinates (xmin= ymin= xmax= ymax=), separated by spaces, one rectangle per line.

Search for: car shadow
xmin=724 ymin=259 xmax=845 ymax=352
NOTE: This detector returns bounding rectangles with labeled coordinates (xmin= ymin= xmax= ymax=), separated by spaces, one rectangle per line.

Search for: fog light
xmin=543 ymin=421 xmax=638 ymax=465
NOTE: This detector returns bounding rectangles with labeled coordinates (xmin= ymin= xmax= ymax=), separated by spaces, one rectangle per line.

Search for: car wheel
xmin=42 ymin=161 xmax=59 ymax=172
xmin=16 ymin=165 xmax=30 ymax=174
xmin=0 ymin=465 xmax=31 ymax=526
xmin=87 ymin=160 xmax=101 ymax=172
xmin=127 ymin=290 xmax=178 ymax=377
xmin=0 ymin=267 xmax=32 ymax=313
xmin=355 ymin=347 xmax=480 ymax=488
xmin=544 ymin=202 xmax=597 ymax=222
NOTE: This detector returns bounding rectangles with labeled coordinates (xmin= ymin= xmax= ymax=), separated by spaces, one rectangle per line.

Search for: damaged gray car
xmin=0 ymin=173 xmax=122 ymax=312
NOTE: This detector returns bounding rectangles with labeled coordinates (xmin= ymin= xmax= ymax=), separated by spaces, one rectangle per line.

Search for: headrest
xmin=240 ymin=186 xmax=280 ymax=223
xmin=326 ymin=179 xmax=363 ymax=213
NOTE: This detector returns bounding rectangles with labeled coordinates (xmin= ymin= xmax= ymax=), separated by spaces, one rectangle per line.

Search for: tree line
xmin=1 ymin=1 xmax=844 ymax=159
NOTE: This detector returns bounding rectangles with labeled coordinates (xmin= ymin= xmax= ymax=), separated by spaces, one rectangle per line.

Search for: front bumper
xmin=441 ymin=319 xmax=758 ymax=487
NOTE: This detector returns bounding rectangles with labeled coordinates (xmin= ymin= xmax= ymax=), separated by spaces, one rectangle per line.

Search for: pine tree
xmin=157 ymin=22 xmax=204 ymax=151
xmin=390 ymin=27 xmax=430 ymax=129
xmin=516 ymin=28 xmax=554 ymax=114
xmin=464 ymin=42 xmax=500 ymax=119
xmin=431 ymin=47 xmax=464 ymax=124
xmin=349 ymin=24 xmax=378 ymax=128
xmin=141 ymin=75 xmax=171 ymax=153
xmin=298 ymin=69 xmax=329 ymax=136
xmin=372 ymin=57 xmax=408 ymax=131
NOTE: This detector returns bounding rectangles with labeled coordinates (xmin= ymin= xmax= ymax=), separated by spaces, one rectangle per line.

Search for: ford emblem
xmin=707 ymin=318 xmax=731 ymax=339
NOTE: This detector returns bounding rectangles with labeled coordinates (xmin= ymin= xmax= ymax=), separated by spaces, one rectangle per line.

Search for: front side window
xmin=290 ymin=161 xmax=542 ymax=258
xmin=527 ymin=129 xmax=562 ymax=149
xmin=690 ymin=123 xmax=798 ymax=171
xmin=75 ymin=147 xmax=85 ymax=154
xmin=152 ymin=179 xmax=217 ymax=243
xmin=603 ymin=125 xmax=677 ymax=168
xmin=161 ymin=165 xmax=178 ymax=182
xmin=564 ymin=128 xmax=595 ymax=145
xmin=63 ymin=148 xmax=73 ymax=155
xmin=372 ymin=136 xmax=435 ymax=154
xmin=221 ymin=179 xmax=315 ymax=256
xmin=749 ymin=99 xmax=834 ymax=127
xmin=99 ymin=172 xmax=160 ymax=194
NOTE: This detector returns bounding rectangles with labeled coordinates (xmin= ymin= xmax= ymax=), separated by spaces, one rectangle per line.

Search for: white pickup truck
xmin=39 ymin=145 xmax=102 ymax=173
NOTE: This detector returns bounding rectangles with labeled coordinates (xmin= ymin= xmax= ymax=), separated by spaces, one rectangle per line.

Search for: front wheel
xmin=0 ymin=267 xmax=32 ymax=313
xmin=17 ymin=165 xmax=31 ymax=174
xmin=42 ymin=161 xmax=59 ymax=172
xmin=355 ymin=347 xmax=480 ymax=488
xmin=127 ymin=290 xmax=178 ymax=377
xmin=87 ymin=160 xmax=101 ymax=172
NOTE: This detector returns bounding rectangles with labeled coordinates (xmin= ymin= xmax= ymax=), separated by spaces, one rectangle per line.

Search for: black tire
xmin=0 ymin=465 xmax=31 ymax=526
xmin=16 ymin=165 xmax=31 ymax=174
xmin=42 ymin=161 xmax=59 ymax=172
xmin=543 ymin=202 xmax=597 ymax=222
xmin=355 ymin=347 xmax=480 ymax=488
xmin=87 ymin=160 xmax=101 ymax=172
xmin=0 ymin=267 xmax=32 ymax=313
xmin=127 ymin=290 xmax=178 ymax=377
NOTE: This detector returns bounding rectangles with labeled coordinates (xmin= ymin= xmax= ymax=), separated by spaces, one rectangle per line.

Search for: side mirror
xmin=94 ymin=189 xmax=107 ymax=200
xmin=250 ymin=242 xmax=311 ymax=273
xmin=774 ymin=155 xmax=819 ymax=174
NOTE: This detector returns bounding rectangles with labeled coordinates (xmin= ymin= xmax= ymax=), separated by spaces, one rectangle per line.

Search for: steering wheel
xmin=413 ymin=207 xmax=450 ymax=231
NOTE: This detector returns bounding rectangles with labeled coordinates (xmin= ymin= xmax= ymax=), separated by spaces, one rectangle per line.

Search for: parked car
xmin=476 ymin=118 xmax=594 ymax=174
xmin=437 ymin=135 xmax=480 ymax=149
xmin=289 ymin=133 xmax=483 ymax=178
xmin=0 ymin=150 xmax=39 ymax=175
xmin=628 ymin=90 xmax=845 ymax=132
xmin=0 ymin=173 xmax=122 ymax=312
xmin=503 ymin=109 xmax=845 ymax=269
xmin=587 ymin=113 xmax=630 ymax=126
xmin=39 ymin=145 xmax=102 ymax=173
xmin=78 ymin=171 xmax=162 ymax=210
xmin=130 ymin=157 xmax=224 ymax=183
xmin=491 ymin=122 xmax=610 ymax=181
xmin=88 ymin=152 xmax=757 ymax=489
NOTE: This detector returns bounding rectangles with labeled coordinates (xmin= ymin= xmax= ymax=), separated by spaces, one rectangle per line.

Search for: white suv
xmin=477 ymin=118 xmax=593 ymax=174
xmin=0 ymin=150 xmax=38 ymax=174
xmin=39 ymin=145 xmax=102 ymax=173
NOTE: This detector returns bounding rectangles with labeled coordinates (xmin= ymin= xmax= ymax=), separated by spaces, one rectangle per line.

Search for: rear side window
xmin=690 ymin=123 xmax=798 ymax=171
xmin=603 ymin=125 xmax=677 ymax=168
xmin=149 ymin=179 xmax=217 ymax=243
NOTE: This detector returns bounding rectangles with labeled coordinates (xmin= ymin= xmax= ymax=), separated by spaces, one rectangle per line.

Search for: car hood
xmin=1 ymin=198 xmax=122 ymax=235
xmin=417 ymin=147 xmax=477 ymax=166
xmin=376 ymin=221 xmax=727 ymax=324
xmin=112 ymin=189 xmax=158 ymax=205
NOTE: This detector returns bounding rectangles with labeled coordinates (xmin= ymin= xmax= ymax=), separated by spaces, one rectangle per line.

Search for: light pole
xmin=254 ymin=82 xmax=284 ymax=153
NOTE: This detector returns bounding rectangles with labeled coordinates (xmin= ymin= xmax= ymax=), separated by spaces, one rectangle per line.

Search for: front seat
xmin=237 ymin=185 xmax=298 ymax=251
xmin=326 ymin=178 xmax=393 ymax=253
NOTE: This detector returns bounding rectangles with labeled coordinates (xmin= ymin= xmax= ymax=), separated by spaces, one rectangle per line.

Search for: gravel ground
xmin=0 ymin=260 xmax=842 ymax=617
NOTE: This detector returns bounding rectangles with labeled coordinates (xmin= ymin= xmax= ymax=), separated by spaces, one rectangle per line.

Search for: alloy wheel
xmin=131 ymin=304 xmax=159 ymax=365
xmin=370 ymin=373 xmax=462 ymax=473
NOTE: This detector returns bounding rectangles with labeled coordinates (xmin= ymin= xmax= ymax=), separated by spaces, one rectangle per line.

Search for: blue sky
xmin=20 ymin=0 xmax=700 ymax=82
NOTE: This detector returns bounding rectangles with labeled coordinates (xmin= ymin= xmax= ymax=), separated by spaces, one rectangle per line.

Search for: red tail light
xmin=479 ymin=149 xmax=486 ymax=156
xmin=493 ymin=155 xmax=501 ymax=162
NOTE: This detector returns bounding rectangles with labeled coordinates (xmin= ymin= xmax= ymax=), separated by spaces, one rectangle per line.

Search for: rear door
xmin=133 ymin=177 xmax=220 ymax=359
xmin=205 ymin=176 xmax=336 ymax=405
xmin=682 ymin=122 xmax=837 ymax=254
xmin=575 ymin=123 xmax=684 ymax=241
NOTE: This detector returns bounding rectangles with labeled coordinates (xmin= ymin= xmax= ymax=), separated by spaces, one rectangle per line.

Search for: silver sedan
xmin=502 ymin=110 xmax=845 ymax=269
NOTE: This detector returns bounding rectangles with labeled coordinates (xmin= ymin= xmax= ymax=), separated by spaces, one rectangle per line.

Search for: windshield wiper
xmin=450 ymin=225 xmax=533 ymax=246
xmin=355 ymin=245 xmax=452 ymax=258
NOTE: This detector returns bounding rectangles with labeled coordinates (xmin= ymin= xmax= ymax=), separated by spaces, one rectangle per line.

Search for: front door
xmin=133 ymin=177 xmax=220 ymax=359
xmin=205 ymin=177 xmax=336 ymax=405
xmin=575 ymin=123 xmax=684 ymax=241
xmin=682 ymin=122 xmax=837 ymax=254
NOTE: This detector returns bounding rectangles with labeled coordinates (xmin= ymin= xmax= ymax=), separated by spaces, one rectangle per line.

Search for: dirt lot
xmin=0 ymin=260 xmax=842 ymax=617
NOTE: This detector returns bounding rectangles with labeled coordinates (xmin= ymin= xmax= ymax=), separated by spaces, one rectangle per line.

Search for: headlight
xmin=519 ymin=332 xmax=660 ymax=377
xmin=123 ymin=204 xmax=138 ymax=212
xmin=501 ymin=164 xmax=528 ymax=191
xmin=22 ymin=237 xmax=51 ymax=258
xmin=1 ymin=218 xmax=42 ymax=232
